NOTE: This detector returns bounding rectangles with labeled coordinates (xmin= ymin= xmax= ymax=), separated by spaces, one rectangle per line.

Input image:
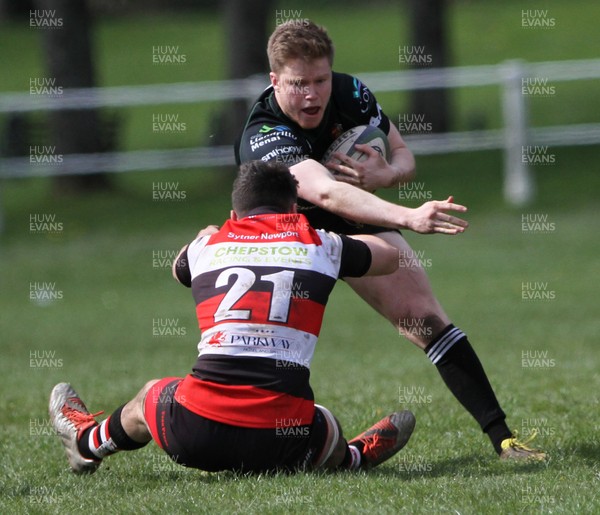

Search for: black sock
xmin=485 ymin=420 xmax=514 ymax=454
xmin=340 ymin=445 xmax=353 ymax=468
xmin=78 ymin=404 xmax=148 ymax=460
xmin=425 ymin=325 xmax=512 ymax=454
xmin=107 ymin=405 xmax=149 ymax=450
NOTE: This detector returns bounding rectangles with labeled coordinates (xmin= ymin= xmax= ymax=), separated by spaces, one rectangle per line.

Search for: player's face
xmin=270 ymin=57 xmax=332 ymax=129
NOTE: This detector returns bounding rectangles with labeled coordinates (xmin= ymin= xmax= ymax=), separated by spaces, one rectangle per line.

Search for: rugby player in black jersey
xmin=49 ymin=161 xmax=417 ymax=474
xmin=235 ymin=20 xmax=545 ymax=461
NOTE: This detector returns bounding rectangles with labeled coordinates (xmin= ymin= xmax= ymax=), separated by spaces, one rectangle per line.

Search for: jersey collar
xmin=243 ymin=206 xmax=288 ymax=218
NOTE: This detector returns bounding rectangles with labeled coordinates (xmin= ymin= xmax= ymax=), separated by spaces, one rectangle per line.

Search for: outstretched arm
xmin=291 ymin=159 xmax=468 ymax=235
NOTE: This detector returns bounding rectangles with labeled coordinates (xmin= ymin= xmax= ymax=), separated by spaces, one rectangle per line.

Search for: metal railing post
xmin=501 ymin=59 xmax=535 ymax=205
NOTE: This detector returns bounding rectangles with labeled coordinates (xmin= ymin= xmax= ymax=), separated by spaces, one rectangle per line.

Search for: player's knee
xmin=128 ymin=379 xmax=161 ymax=414
xmin=140 ymin=379 xmax=161 ymax=398
xmin=122 ymin=380 xmax=161 ymax=431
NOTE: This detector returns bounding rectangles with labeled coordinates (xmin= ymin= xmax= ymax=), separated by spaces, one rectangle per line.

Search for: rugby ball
xmin=322 ymin=125 xmax=390 ymax=167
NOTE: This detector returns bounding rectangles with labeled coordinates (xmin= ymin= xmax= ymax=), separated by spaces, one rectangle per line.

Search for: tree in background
xmin=0 ymin=0 xmax=34 ymax=21
xmin=35 ymin=0 xmax=112 ymax=193
xmin=212 ymin=0 xmax=275 ymax=145
xmin=408 ymin=0 xmax=451 ymax=133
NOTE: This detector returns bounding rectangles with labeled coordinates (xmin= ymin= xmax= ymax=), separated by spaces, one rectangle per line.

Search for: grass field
xmin=1 ymin=1 xmax=600 ymax=513
xmin=1 ymin=144 xmax=599 ymax=514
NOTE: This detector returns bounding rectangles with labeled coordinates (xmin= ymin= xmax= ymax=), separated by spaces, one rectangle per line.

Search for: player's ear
xmin=230 ymin=210 xmax=238 ymax=221
xmin=270 ymin=72 xmax=279 ymax=90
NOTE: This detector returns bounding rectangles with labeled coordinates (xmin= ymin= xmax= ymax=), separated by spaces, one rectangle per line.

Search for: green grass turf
xmin=1 ymin=2 xmax=600 ymax=512
xmin=1 ymin=144 xmax=599 ymax=513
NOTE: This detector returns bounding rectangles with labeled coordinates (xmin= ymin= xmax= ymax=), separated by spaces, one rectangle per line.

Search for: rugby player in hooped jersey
xmin=49 ymin=160 xmax=417 ymax=474
xmin=235 ymin=20 xmax=546 ymax=460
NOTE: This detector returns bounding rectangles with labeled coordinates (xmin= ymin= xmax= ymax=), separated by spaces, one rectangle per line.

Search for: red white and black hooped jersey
xmin=174 ymin=211 xmax=371 ymax=429
xmin=234 ymin=72 xmax=392 ymax=234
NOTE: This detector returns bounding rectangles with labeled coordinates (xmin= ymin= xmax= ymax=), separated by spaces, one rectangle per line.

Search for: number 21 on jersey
xmin=214 ymin=267 xmax=295 ymax=324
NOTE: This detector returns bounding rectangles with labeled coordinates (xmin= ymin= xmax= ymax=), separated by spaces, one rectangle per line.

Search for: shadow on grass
xmin=568 ymin=442 xmax=600 ymax=465
xmin=130 ymin=439 xmax=598 ymax=485
xmin=79 ymin=441 xmax=600 ymax=487
xmin=369 ymin=452 xmax=549 ymax=481
xmin=134 ymin=453 xmax=550 ymax=484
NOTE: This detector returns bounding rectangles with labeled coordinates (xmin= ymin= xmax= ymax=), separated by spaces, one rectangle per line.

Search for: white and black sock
xmin=425 ymin=324 xmax=512 ymax=454
xmin=78 ymin=405 xmax=148 ymax=460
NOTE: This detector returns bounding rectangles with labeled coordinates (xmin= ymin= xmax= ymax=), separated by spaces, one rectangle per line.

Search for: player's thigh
xmin=345 ymin=231 xmax=450 ymax=347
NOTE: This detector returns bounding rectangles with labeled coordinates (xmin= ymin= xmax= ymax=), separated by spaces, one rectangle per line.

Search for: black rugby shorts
xmin=143 ymin=377 xmax=331 ymax=473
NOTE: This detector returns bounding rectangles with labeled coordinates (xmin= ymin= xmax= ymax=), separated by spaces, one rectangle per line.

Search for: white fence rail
xmin=1 ymin=58 xmax=600 ymax=206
